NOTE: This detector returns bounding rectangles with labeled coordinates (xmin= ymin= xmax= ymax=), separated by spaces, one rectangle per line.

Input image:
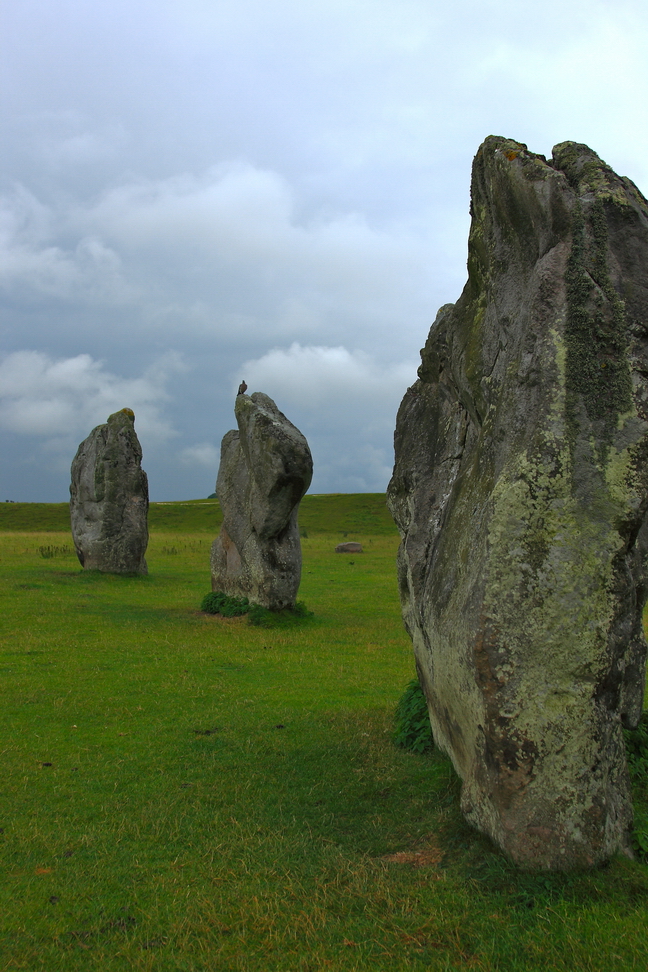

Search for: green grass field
xmin=1 ymin=495 xmax=647 ymax=971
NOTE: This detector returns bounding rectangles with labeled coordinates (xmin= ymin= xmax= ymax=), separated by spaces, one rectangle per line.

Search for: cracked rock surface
xmin=70 ymin=408 xmax=149 ymax=574
xmin=387 ymin=136 xmax=648 ymax=869
xmin=210 ymin=392 xmax=312 ymax=610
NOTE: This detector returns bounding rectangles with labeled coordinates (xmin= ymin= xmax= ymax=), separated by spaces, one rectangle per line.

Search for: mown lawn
xmin=1 ymin=497 xmax=647 ymax=971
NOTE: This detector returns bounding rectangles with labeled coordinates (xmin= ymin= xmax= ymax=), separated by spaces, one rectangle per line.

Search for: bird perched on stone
xmin=237 ymin=380 xmax=248 ymax=396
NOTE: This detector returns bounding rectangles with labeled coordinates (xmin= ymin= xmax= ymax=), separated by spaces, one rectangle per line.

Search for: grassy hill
xmin=0 ymin=492 xmax=398 ymax=537
xmin=0 ymin=502 xmax=72 ymax=532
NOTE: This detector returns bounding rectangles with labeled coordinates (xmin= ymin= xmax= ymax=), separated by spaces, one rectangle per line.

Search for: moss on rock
xmin=70 ymin=409 xmax=148 ymax=574
xmin=388 ymin=136 xmax=648 ymax=869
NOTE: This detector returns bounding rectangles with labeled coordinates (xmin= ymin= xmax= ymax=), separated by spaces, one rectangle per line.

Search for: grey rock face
xmin=70 ymin=409 xmax=149 ymax=574
xmin=210 ymin=392 xmax=313 ymax=609
xmin=387 ymin=137 xmax=648 ymax=869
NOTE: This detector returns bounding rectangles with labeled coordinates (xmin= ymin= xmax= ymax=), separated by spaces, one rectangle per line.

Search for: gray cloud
xmin=237 ymin=343 xmax=418 ymax=493
xmin=2 ymin=0 xmax=648 ymax=500
xmin=240 ymin=342 xmax=416 ymax=412
xmin=179 ymin=442 xmax=220 ymax=469
xmin=0 ymin=349 xmax=181 ymax=442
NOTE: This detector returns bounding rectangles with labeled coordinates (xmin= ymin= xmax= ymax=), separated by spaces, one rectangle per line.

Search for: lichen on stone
xmin=210 ymin=392 xmax=312 ymax=610
xmin=70 ymin=408 xmax=148 ymax=574
xmin=387 ymin=136 xmax=648 ymax=870
xmin=564 ymin=199 xmax=632 ymax=449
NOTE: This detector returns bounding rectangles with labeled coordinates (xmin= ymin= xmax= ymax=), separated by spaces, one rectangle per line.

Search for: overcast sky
xmin=2 ymin=0 xmax=648 ymax=501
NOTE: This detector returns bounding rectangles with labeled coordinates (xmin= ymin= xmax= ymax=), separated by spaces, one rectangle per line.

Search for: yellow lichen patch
xmin=505 ymin=150 xmax=519 ymax=161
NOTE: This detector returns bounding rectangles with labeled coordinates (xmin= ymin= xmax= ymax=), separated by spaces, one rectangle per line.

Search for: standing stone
xmin=210 ymin=392 xmax=312 ymax=609
xmin=70 ymin=408 xmax=149 ymax=574
xmin=387 ymin=137 xmax=648 ymax=869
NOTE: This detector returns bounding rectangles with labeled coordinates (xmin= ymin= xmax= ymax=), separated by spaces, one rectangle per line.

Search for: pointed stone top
xmin=107 ymin=408 xmax=136 ymax=427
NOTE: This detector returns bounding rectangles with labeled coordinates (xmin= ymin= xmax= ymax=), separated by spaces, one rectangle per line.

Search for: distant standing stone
xmin=70 ymin=408 xmax=149 ymax=574
xmin=210 ymin=392 xmax=312 ymax=609
xmin=335 ymin=542 xmax=363 ymax=553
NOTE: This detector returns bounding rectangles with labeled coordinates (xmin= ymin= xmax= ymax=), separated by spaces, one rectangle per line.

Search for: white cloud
xmin=0 ymin=164 xmax=431 ymax=352
xmin=237 ymin=342 xmax=417 ymax=492
xmin=0 ymin=185 xmax=135 ymax=303
xmin=179 ymin=442 xmax=220 ymax=468
xmin=42 ymin=122 xmax=127 ymax=168
xmin=74 ymin=163 xmax=427 ymax=331
xmin=0 ymin=350 xmax=182 ymax=443
xmin=83 ymin=164 xmax=294 ymax=252
xmin=239 ymin=342 xmax=417 ymax=410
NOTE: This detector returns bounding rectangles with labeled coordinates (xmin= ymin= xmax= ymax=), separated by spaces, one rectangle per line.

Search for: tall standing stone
xmin=70 ymin=408 xmax=149 ymax=574
xmin=210 ymin=392 xmax=312 ymax=609
xmin=387 ymin=137 xmax=648 ymax=869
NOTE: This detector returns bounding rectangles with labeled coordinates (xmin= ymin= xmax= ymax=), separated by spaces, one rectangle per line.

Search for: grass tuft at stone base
xmin=200 ymin=591 xmax=314 ymax=627
xmin=394 ymin=679 xmax=434 ymax=754
xmin=200 ymin=590 xmax=250 ymax=617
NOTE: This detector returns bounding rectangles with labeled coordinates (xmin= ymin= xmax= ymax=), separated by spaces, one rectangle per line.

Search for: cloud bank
xmin=0 ymin=350 xmax=180 ymax=442
xmin=241 ymin=342 xmax=415 ymax=412
xmin=2 ymin=0 xmax=648 ymax=499
xmin=239 ymin=343 xmax=418 ymax=492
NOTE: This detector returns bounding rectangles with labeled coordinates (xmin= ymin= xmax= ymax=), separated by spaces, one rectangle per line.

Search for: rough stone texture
xmin=210 ymin=392 xmax=312 ymax=609
xmin=70 ymin=409 xmax=149 ymax=574
xmin=387 ymin=137 xmax=648 ymax=869
xmin=335 ymin=542 xmax=363 ymax=553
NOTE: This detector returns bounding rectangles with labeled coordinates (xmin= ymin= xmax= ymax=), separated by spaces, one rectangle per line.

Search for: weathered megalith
xmin=210 ymin=392 xmax=312 ymax=609
xmin=387 ymin=137 xmax=648 ymax=869
xmin=70 ymin=408 xmax=149 ymax=574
